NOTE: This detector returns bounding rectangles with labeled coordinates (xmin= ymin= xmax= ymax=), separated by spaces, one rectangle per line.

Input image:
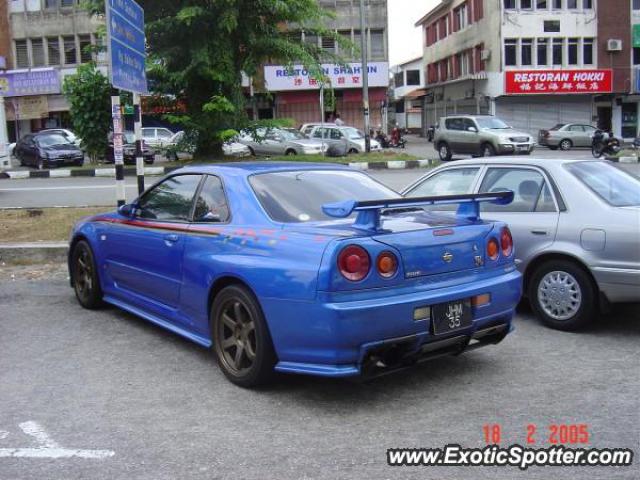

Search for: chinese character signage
xmin=264 ymin=63 xmax=389 ymax=91
xmin=0 ymin=69 xmax=61 ymax=97
xmin=505 ymin=70 xmax=613 ymax=95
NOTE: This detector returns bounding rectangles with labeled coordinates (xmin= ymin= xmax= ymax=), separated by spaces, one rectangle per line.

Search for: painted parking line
xmin=0 ymin=421 xmax=114 ymax=460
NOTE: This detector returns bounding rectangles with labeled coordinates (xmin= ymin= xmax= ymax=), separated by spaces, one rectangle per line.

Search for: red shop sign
xmin=505 ymin=69 xmax=613 ymax=94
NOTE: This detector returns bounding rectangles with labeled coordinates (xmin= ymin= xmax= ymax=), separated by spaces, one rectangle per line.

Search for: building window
xmin=536 ymin=0 xmax=547 ymax=8
xmin=460 ymin=51 xmax=470 ymax=76
xmin=544 ymin=20 xmax=560 ymax=32
xmin=583 ymin=38 xmax=594 ymax=65
xmin=583 ymin=0 xmax=592 ymax=8
xmin=60 ymin=0 xmax=75 ymax=7
xmin=394 ymin=72 xmax=404 ymax=87
xmin=63 ymin=35 xmax=77 ymax=65
xmin=31 ymin=39 xmax=45 ymax=67
xmin=634 ymin=0 xmax=640 ymax=9
xmin=537 ymin=38 xmax=548 ymax=65
xmin=79 ymin=34 xmax=92 ymax=63
xmin=552 ymin=38 xmax=563 ymax=65
xmin=337 ymin=30 xmax=351 ymax=55
xmin=455 ymin=3 xmax=468 ymax=31
xmin=45 ymin=0 xmax=57 ymax=8
xmin=568 ymin=38 xmax=578 ymax=65
xmin=15 ymin=40 xmax=29 ymax=68
xmin=504 ymin=0 xmax=516 ymax=8
xmin=370 ymin=29 xmax=385 ymax=59
xmin=521 ymin=0 xmax=532 ymax=9
xmin=567 ymin=0 xmax=577 ymax=8
xmin=406 ymin=70 xmax=420 ymax=85
xmin=303 ymin=33 xmax=318 ymax=47
xmin=521 ymin=38 xmax=533 ymax=66
xmin=47 ymin=37 xmax=60 ymax=65
xmin=553 ymin=0 xmax=562 ymax=9
xmin=634 ymin=48 xmax=640 ymax=65
xmin=321 ymin=36 xmax=335 ymax=53
xmin=505 ymin=39 xmax=517 ymax=66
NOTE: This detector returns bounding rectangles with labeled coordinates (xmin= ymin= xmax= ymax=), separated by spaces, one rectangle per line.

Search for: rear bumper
xmin=592 ymin=267 xmax=640 ymax=303
xmin=264 ymin=267 xmax=522 ymax=378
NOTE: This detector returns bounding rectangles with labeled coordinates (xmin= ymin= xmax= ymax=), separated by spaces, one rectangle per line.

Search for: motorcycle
xmin=375 ymin=131 xmax=406 ymax=149
xmin=591 ymin=130 xmax=621 ymax=158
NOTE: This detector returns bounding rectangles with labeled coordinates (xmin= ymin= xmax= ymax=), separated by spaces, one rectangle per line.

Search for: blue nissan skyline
xmin=68 ymin=162 xmax=522 ymax=387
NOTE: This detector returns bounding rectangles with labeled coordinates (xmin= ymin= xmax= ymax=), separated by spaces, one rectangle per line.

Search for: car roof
xmin=171 ymin=161 xmax=353 ymax=178
xmin=434 ymin=157 xmax=598 ymax=168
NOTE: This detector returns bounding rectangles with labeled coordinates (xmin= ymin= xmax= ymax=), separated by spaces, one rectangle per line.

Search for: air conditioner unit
xmin=481 ymin=49 xmax=491 ymax=61
xmin=607 ymin=39 xmax=623 ymax=52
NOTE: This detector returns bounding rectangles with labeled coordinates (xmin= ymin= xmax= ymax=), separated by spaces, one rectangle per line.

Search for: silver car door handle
xmin=531 ymin=230 xmax=548 ymax=235
xmin=164 ymin=234 xmax=180 ymax=244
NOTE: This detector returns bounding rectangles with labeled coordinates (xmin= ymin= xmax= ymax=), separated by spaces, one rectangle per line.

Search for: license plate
xmin=431 ymin=299 xmax=472 ymax=335
xmin=517 ymin=145 xmax=529 ymax=152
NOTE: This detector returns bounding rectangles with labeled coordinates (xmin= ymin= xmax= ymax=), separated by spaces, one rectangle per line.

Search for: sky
xmin=388 ymin=0 xmax=440 ymax=66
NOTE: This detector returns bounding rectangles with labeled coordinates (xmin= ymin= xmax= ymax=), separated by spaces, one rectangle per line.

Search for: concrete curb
xmin=0 ymin=242 xmax=68 ymax=264
xmin=0 ymin=165 xmax=182 ymax=180
xmin=1 ymin=160 xmax=437 ymax=179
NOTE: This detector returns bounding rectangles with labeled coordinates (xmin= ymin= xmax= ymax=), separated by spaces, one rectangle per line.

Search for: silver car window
xmin=407 ymin=167 xmax=481 ymax=212
xmin=479 ymin=168 xmax=554 ymax=213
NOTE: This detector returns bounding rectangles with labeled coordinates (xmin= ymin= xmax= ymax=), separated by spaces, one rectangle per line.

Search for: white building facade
xmin=416 ymin=0 xmax=630 ymax=139
xmin=390 ymin=57 xmax=425 ymax=131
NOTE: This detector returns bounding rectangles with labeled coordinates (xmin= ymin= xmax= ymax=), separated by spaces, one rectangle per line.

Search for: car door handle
xmin=164 ymin=234 xmax=180 ymax=244
xmin=531 ymin=230 xmax=548 ymax=236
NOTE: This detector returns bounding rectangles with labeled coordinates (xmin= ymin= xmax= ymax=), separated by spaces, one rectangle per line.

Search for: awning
xmin=403 ymin=88 xmax=428 ymax=99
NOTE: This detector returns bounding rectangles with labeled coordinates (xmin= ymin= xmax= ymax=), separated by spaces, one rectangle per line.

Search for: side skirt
xmin=103 ymin=295 xmax=212 ymax=348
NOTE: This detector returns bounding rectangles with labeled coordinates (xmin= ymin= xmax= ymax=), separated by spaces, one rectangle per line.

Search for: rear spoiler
xmin=322 ymin=191 xmax=514 ymax=233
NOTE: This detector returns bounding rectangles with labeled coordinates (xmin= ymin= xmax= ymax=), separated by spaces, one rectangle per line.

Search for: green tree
xmin=86 ymin=0 xmax=347 ymax=157
xmin=62 ymin=63 xmax=112 ymax=163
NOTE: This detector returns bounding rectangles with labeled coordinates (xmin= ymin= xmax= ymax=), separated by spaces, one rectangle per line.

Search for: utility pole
xmin=133 ymin=92 xmax=144 ymax=194
xmin=111 ymin=91 xmax=126 ymax=207
xmin=359 ymin=0 xmax=371 ymax=152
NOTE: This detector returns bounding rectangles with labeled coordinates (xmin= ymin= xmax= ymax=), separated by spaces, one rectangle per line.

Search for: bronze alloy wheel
xmin=72 ymin=240 xmax=103 ymax=309
xmin=211 ymin=285 xmax=276 ymax=387
xmin=217 ymin=298 xmax=257 ymax=375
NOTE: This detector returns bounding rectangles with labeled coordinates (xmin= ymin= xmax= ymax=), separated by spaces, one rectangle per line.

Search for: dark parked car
xmin=106 ymin=132 xmax=155 ymax=165
xmin=14 ymin=133 xmax=84 ymax=169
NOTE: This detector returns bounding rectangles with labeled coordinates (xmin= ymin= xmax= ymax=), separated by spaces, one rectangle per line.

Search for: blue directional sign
xmin=105 ymin=0 xmax=147 ymax=94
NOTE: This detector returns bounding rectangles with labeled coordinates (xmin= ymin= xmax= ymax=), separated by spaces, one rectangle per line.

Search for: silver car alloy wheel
xmin=537 ymin=271 xmax=582 ymax=321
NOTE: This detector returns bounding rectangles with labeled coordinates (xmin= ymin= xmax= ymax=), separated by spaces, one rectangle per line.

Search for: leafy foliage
xmin=62 ymin=63 xmax=112 ymax=162
xmin=84 ymin=0 xmax=349 ymax=157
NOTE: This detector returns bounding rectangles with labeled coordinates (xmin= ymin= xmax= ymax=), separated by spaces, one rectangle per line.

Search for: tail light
xmin=500 ymin=227 xmax=513 ymax=257
xmin=487 ymin=238 xmax=500 ymax=261
xmin=376 ymin=251 xmax=398 ymax=278
xmin=338 ymin=245 xmax=370 ymax=281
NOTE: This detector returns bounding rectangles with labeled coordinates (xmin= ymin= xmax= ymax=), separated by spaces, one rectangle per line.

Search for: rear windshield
xmin=250 ymin=170 xmax=399 ymax=223
xmin=565 ymin=162 xmax=640 ymax=207
xmin=550 ymin=124 xmax=566 ymax=131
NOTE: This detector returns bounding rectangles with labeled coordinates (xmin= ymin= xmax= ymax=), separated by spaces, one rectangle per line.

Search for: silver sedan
xmin=403 ymin=157 xmax=640 ymax=331
xmin=238 ymin=128 xmax=325 ymax=156
xmin=538 ymin=123 xmax=597 ymax=151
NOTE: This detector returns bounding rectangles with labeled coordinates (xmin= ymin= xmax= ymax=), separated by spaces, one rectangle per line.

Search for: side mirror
xmin=118 ymin=203 xmax=137 ymax=218
xmin=467 ymin=126 xmax=478 ymax=133
xmin=198 ymin=211 xmax=222 ymax=223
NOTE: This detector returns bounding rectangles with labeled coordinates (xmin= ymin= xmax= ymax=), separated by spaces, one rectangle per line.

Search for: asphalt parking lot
xmin=0 ymin=264 xmax=638 ymax=480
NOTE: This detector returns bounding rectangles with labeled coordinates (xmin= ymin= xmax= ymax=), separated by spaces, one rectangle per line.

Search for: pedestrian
xmin=334 ymin=113 xmax=344 ymax=126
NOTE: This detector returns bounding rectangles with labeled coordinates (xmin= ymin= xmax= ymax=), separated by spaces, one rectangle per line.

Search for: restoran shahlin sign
xmin=264 ymin=62 xmax=389 ymax=91
xmin=505 ymin=69 xmax=612 ymax=94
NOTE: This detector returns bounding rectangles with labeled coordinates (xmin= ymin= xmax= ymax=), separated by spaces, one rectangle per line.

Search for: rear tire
xmin=211 ymin=285 xmax=277 ymax=388
xmin=528 ymin=260 xmax=597 ymax=331
xmin=437 ymin=142 xmax=452 ymax=162
xmin=348 ymin=148 xmax=358 ymax=154
xmin=548 ymin=146 xmax=558 ymax=151
xmin=559 ymin=139 xmax=573 ymax=151
xmin=71 ymin=240 xmax=104 ymax=310
xmin=285 ymin=149 xmax=297 ymax=156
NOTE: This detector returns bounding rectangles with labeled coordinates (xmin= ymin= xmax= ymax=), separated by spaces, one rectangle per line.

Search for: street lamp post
xmin=359 ymin=0 xmax=371 ymax=152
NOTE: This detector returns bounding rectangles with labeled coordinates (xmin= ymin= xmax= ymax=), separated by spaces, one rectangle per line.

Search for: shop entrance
xmin=597 ymin=106 xmax=612 ymax=132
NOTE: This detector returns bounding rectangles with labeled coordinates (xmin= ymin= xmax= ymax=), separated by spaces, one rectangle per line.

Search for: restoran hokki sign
xmin=264 ymin=62 xmax=389 ymax=91
xmin=505 ymin=69 xmax=613 ymax=94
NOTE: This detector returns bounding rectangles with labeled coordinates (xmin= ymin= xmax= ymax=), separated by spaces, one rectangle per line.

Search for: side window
xmin=330 ymin=129 xmax=342 ymax=140
xmin=462 ymin=119 xmax=476 ymax=131
xmin=138 ymin=175 xmax=202 ymax=221
xmin=193 ymin=175 xmax=230 ymax=223
xmin=407 ymin=167 xmax=480 ymax=198
xmin=312 ymin=128 xmax=323 ymax=138
xmin=157 ymin=129 xmax=173 ymax=138
xmin=445 ymin=118 xmax=463 ymax=131
xmin=479 ymin=168 xmax=556 ymax=213
xmin=142 ymin=129 xmax=154 ymax=138
xmin=568 ymin=125 xmax=584 ymax=132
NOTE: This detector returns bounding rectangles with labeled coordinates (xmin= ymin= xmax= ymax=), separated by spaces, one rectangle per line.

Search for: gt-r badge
xmin=442 ymin=252 xmax=454 ymax=263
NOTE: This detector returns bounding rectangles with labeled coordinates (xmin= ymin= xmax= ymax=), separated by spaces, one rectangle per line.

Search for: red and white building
xmin=417 ymin=0 xmax=638 ymax=140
